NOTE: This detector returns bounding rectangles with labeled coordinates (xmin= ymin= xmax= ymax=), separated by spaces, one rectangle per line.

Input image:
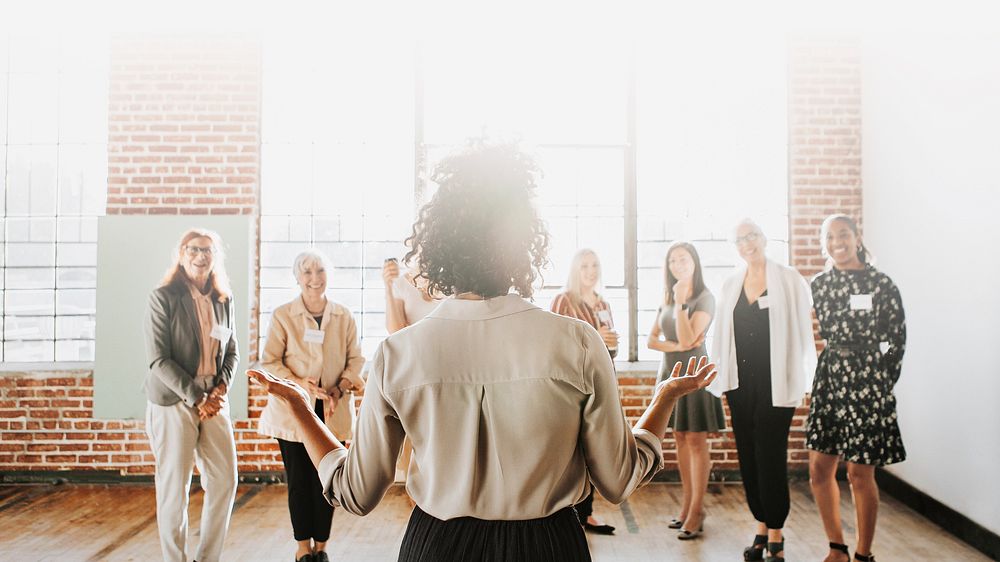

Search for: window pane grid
xmin=0 ymin=33 xmax=107 ymax=362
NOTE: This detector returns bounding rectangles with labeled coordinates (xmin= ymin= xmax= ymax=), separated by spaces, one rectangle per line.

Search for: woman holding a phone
xmin=550 ymin=248 xmax=619 ymax=534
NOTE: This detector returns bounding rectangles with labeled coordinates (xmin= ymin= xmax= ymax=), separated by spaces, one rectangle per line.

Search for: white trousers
xmin=146 ymin=391 xmax=238 ymax=562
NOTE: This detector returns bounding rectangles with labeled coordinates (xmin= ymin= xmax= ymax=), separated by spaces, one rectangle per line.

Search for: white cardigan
xmin=709 ymin=259 xmax=817 ymax=407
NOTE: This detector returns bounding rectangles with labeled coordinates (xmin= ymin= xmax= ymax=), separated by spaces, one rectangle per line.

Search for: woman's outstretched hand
xmin=248 ymin=368 xmax=312 ymax=414
xmin=656 ymin=356 xmax=717 ymax=400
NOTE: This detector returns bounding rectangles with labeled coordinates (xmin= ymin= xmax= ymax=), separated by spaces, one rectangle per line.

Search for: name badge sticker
xmin=596 ymin=309 xmax=613 ymax=328
xmin=850 ymin=294 xmax=873 ymax=311
xmin=757 ymin=296 xmax=770 ymax=310
xmin=210 ymin=324 xmax=233 ymax=342
xmin=304 ymin=329 xmax=325 ymax=345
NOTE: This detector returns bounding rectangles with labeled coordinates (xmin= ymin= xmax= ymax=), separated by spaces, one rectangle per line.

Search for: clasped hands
xmin=197 ymin=383 xmax=228 ymax=420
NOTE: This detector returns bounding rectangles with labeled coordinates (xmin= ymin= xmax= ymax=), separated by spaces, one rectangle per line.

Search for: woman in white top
xmin=249 ymin=139 xmax=717 ymax=562
xmin=708 ymin=219 xmax=816 ymax=562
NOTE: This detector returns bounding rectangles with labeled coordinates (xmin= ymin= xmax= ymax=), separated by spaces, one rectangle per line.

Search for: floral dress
xmin=806 ymin=264 xmax=907 ymax=466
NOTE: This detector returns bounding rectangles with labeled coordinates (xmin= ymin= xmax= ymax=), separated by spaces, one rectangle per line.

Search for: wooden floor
xmin=0 ymin=481 xmax=988 ymax=561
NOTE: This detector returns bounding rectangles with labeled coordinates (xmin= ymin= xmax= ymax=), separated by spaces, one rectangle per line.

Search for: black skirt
xmin=398 ymin=505 xmax=591 ymax=562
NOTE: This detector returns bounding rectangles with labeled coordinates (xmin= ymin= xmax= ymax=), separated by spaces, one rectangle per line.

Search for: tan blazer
xmin=258 ymin=297 xmax=365 ymax=441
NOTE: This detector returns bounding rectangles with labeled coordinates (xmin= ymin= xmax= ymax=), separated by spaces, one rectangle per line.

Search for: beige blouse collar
xmin=426 ymin=294 xmax=538 ymax=321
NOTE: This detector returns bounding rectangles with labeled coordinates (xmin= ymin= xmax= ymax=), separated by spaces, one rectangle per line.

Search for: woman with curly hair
xmin=249 ymin=139 xmax=717 ymax=562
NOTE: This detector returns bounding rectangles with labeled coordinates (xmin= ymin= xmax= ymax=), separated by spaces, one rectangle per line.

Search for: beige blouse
xmin=188 ymin=285 xmax=219 ymax=376
xmin=318 ymin=294 xmax=663 ymax=520
xmin=258 ymin=297 xmax=365 ymax=441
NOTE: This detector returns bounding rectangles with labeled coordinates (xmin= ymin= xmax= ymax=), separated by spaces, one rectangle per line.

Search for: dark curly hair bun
xmin=404 ymin=138 xmax=550 ymax=299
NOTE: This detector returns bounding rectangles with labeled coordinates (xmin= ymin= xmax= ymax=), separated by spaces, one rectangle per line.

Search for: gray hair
xmin=292 ymin=249 xmax=332 ymax=278
xmin=732 ymin=217 xmax=767 ymax=242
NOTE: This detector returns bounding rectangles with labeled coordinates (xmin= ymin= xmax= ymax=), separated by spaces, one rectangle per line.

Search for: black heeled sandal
xmin=854 ymin=553 xmax=875 ymax=561
xmin=829 ymin=542 xmax=850 ymax=560
xmin=742 ymin=534 xmax=767 ymax=561
xmin=764 ymin=540 xmax=784 ymax=561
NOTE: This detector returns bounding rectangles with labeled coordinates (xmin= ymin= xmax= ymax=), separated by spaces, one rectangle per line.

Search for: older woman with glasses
xmin=249 ymin=139 xmax=717 ymax=561
xmin=709 ymin=219 xmax=816 ymax=562
xmin=258 ymin=250 xmax=365 ymax=562
xmin=144 ymin=228 xmax=239 ymax=562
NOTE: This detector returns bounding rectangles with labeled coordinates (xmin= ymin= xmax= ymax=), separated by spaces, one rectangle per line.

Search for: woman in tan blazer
xmin=258 ymin=250 xmax=365 ymax=562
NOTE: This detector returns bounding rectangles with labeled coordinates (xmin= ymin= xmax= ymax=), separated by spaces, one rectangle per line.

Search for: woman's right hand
xmin=247 ymin=368 xmax=312 ymax=414
xmin=382 ymin=260 xmax=400 ymax=289
xmin=598 ymin=325 xmax=619 ymax=348
xmin=656 ymin=356 xmax=717 ymax=401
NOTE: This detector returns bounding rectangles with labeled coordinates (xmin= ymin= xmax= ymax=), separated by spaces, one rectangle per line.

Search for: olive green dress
xmin=656 ymin=289 xmax=726 ymax=432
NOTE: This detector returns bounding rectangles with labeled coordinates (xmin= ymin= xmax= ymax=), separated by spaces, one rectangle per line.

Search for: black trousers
xmin=277 ymin=400 xmax=333 ymax=542
xmin=727 ymin=384 xmax=796 ymax=530
xmin=398 ymin=505 xmax=591 ymax=562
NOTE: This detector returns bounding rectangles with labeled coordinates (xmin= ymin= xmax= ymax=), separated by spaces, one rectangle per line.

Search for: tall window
xmin=420 ymin=39 xmax=631 ymax=333
xmin=635 ymin=32 xmax=789 ymax=360
xmin=1 ymin=34 xmax=108 ymax=362
xmin=259 ymin=35 xmax=414 ymax=359
xmin=260 ymin=33 xmax=788 ymax=362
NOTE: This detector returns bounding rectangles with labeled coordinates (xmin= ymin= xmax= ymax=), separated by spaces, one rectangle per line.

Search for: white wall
xmin=862 ymin=33 xmax=1000 ymax=534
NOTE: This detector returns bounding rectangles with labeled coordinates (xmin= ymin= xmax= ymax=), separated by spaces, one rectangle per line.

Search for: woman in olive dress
xmin=808 ymin=214 xmax=906 ymax=562
xmin=647 ymin=241 xmax=725 ymax=540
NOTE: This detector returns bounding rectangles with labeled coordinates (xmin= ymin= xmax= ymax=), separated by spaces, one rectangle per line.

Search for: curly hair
xmin=404 ymin=139 xmax=550 ymax=299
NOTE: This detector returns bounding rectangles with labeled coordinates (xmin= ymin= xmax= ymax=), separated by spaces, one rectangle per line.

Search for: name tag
xmin=210 ymin=324 xmax=232 ymax=342
xmin=757 ymin=296 xmax=770 ymax=310
xmin=596 ymin=309 xmax=613 ymax=327
xmin=304 ymin=329 xmax=325 ymax=345
xmin=850 ymin=294 xmax=873 ymax=311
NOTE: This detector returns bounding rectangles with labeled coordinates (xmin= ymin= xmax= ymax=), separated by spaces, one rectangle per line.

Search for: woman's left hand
xmin=247 ymin=368 xmax=312 ymax=414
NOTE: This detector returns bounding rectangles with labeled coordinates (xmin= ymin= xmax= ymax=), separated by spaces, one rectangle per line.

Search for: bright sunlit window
xmin=0 ymin=34 xmax=108 ymax=362
xmin=260 ymin=28 xmax=789 ymax=362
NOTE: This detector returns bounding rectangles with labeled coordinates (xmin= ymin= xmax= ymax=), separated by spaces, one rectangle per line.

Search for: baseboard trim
xmin=0 ymin=470 xmax=286 ymax=485
xmin=876 ymin=468 xmax=999 ymax=560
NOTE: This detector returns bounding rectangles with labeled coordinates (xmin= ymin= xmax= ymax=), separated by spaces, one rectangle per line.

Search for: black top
xmin=313 ymin=315 xmax=324 ymax=327
xmin=732 ymin=288 xmax=771 ymax=392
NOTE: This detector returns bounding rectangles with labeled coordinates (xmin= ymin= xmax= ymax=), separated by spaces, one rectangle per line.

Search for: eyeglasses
xmin=733 ymin=232 xmax=760 ymax=245
xmin=184 ymin=246 xmax=214 ymax=257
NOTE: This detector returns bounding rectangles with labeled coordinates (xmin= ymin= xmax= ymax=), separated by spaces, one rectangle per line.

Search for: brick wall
xmin=0 ymin=35 xmax=861 ymax=478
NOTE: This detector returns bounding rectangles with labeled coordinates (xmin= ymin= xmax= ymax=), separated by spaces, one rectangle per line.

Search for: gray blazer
xmin=143 ymin=283 xmax=239 ymax=407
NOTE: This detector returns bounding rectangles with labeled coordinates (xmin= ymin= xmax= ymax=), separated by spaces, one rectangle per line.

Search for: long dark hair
xmin=404 ymin=139 xmax=550 ymax=299
xmin=664 ymin=241 xmax=706 ymax=306
xmin=820 ymin=214 xmax=872 ymax=267
xmin=159 ymin=228 xmax=232 ymax=302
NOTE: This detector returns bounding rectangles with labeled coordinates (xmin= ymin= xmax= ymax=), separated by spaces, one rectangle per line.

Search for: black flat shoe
xmin=295 ymin=554 xmax=313 ymax=562
xmin=314 ymin=552 xmax=330 ymax=562
xmin=583 ymin=521 xmax=616 ymax=535
xmin=743 ymin=534 xmax=767 ymax=561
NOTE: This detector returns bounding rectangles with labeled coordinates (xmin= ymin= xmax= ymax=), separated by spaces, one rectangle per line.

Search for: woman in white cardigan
xmin=709 ymin=219 xmax=816 ymax=562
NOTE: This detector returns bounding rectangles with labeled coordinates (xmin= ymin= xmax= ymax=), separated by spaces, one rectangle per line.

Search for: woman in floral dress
xmin=807 ymin=214 xmax=906 ymax=562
